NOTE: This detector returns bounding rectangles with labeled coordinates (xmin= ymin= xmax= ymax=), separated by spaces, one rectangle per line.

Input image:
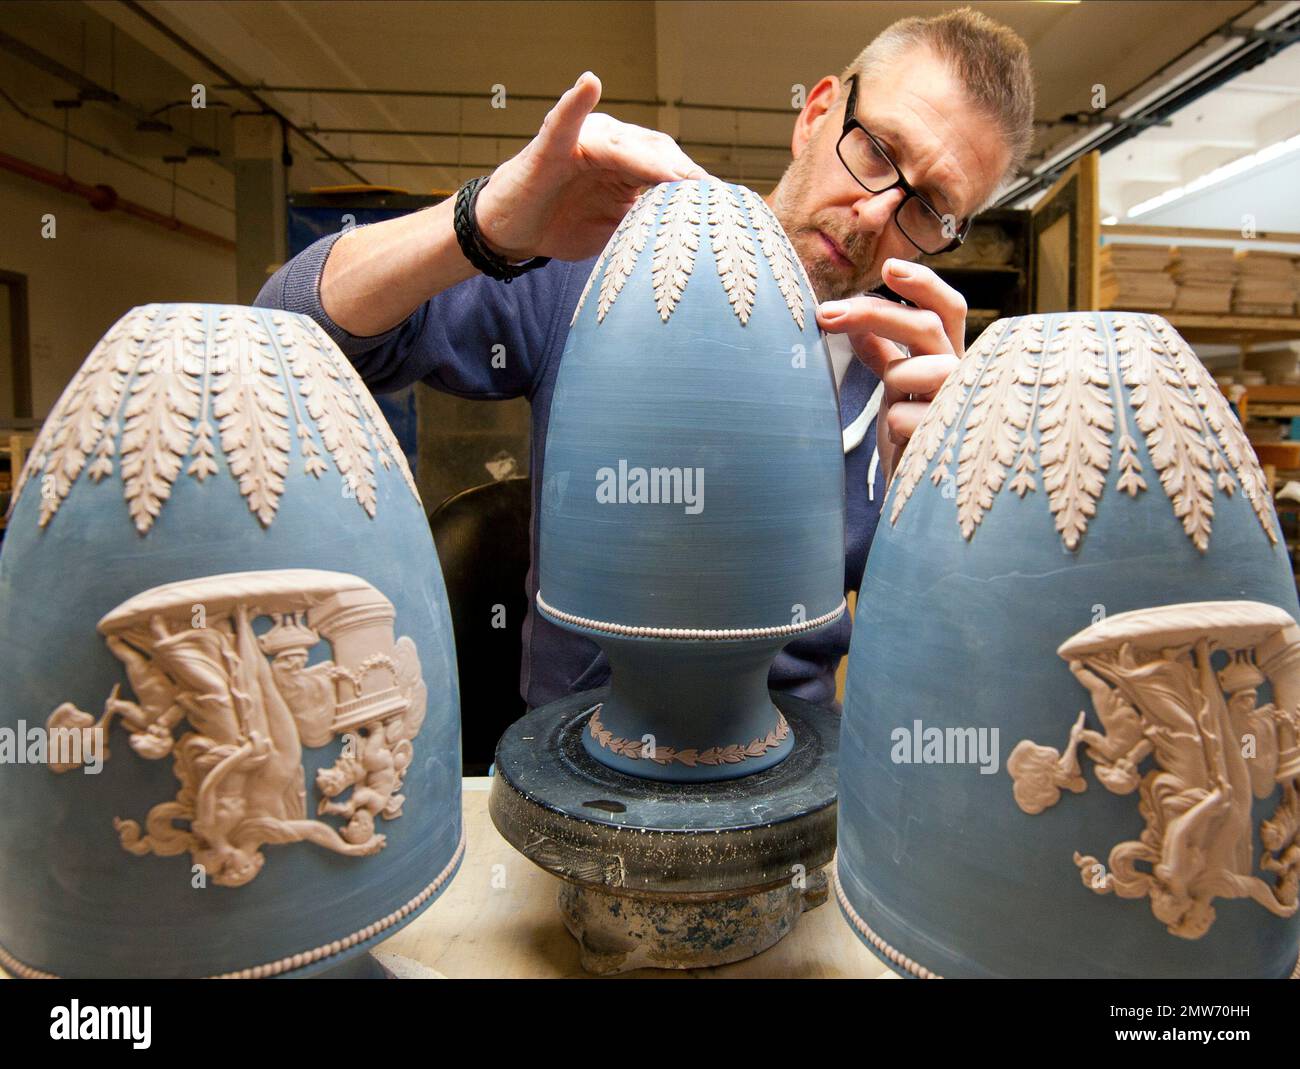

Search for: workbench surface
xmin=379 ymin=777 xmax=893 ymax=979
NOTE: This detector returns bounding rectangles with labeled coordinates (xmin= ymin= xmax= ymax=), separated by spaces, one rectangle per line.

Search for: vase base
xmin=489 ymin=687 xmax=839 ymax=973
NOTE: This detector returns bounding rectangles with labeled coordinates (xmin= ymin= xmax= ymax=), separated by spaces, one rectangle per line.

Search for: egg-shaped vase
xmin=836 ymin=311 xmax=1300 ymax=978
xmin=538 ymin=180 xmax=846 ymax=782
xmin=0 ymin=304 xmax=463 ymax=978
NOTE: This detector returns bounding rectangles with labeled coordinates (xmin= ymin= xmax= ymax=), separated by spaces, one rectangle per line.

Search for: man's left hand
xmin=815 ymin=257 xmax=966 ymax=482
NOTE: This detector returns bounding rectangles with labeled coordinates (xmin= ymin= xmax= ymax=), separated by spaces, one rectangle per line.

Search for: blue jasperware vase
xmin=836 ymin=311 xmax=1300 ymax=978
xmin=0 ymin=304 xmax=462 ymax=978
xmin=538 ymin=180 xmax=846 ymax=782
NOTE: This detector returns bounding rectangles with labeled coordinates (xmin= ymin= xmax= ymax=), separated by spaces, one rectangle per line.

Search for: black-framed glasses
xmin=835 ymin=74 xmax=971 ymax=256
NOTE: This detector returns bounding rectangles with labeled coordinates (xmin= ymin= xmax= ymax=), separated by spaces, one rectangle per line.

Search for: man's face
xmin=770 ymin=46 xmax=1011 ymax=302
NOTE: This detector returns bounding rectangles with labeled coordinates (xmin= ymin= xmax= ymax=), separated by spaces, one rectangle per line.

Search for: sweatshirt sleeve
xmin=255 ymin=227 xmax=584 ymax=402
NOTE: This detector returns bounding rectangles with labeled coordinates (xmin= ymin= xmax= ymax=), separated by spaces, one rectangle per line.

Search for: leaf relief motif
xmin=708 ymin=182 xmax=758 ymax=325
xmin=740 ymin=188 xmax=804 ymax=329
xmin=286 ymin=315 xmax=422 ymax=508
xmin=209 ymin=310 xmax=291 ymax=528
xmin=1150 ymin=316 xmax=1276 ymax=545
xmin=1037 ymin=316 xmax=1113 ymax=550
xmin=120 ymin=307 xmax=207 ymax=533
xmin=593 ymin=184 xmax=666 ymax=324
xmin=31 ymin=305 xmax=156 ymax=527
xmin=953 ymin=317 xmax=1042 ymax=539
xmin=651 ymin=181 xmax=702 ymax=322
xmin=282 ymin=316 xmax=378 ymax=518
xmin=889 ymin=319 xmax=1008 ymax=525
xmin=1115 ymin=316 xmax=1215 ymax=551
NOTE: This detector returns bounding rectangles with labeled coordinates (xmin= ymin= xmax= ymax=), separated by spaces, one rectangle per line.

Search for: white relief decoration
xmin=954 ymin=316 xmax=1042 ymax=539
xmin=889 ymin=313 xmax=1278 ymax=553
xmin=594 ymin=184 xmax=666 ymax=324
xmin=9 ymin=305 xmax=422 ymax=533
xmin=891 ymin=318 xmax=1009 ymax=525
xmin=1038 ymin=316 xmax=1113 ymax=550
xmin=120 ymin=315 xmax=207 ymax=533
xmin=44 ymin=570 xmax=428 ymax=887
xmin=707 ymin=182 xmax=758 ymax=325
xmin=1007 ymin=601 xmax=1300 ymax=938
xmin=293 ymin=314 xmax=422 ymax=507
xmin=211 ymin=310 xmax=291 ymax=528
xmin=741 ymin=188 xmax=805 ymax=329
xmin=276 ymin=312 xmax=378 ymax=518
xmin=570 ymin=180 xmax=811 ymax=329
xmin=652 ymin=181 xmax=702 ymax=322
xmin=1116 ymin=316 xmax=1216 ymax=552
xmin=27 ymin=305 xmax=149 ymax=526
xmin=1147 ymin=315 xmax=1275 ymax=544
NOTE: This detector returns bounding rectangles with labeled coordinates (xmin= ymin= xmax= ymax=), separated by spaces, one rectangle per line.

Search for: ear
xmin=791 ymin=76 xmax=844 ymax=159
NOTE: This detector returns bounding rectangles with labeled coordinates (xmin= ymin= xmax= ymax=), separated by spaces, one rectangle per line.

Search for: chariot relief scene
xmin=1009 ymin=601 xmax=1300 ymax=938
xmin=46 ymin=569 xmax=428 ymax=887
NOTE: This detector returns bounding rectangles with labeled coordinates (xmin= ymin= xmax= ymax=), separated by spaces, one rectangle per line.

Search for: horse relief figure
xmin=1008 ymin=601 xmax=1300 ymax=938
xmin=44 ymin=570 xmax=428 ymax=887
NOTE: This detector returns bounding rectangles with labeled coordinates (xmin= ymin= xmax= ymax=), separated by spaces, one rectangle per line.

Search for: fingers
xmin=576 ymin=113 xmax=707 ymax=184
xmin=883 ymin=352 xmax=959 ymax=399
xmin=535 ymin=72 xmax=603 ymax=158
xmin=879 ymin=258 xmax=968 ymax=356
xmin=878 ymin=354 xmax=958 ymax=447
xmin=845 ymin=329 xmax=904 ymax=381
xmin=884 ymin=400 xmax=930 ymax=446
xmin=817 ymin=293 xmax=952 ymax=358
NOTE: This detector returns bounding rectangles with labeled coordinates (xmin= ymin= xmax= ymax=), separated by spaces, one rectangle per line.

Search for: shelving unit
xmin=1155 ymin=313 xmax=1300 ymax=350
xmin=922 ymin=209 xmax=1031 ymax=348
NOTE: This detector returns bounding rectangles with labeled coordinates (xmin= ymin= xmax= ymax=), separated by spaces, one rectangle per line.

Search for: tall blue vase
xmin=0 ymin=304 xmax=463 ymax=977
xmin=836 ymin=312 xmax=1300 ymax=978
xmin=538 ymin=180 xmax=846 ymax=782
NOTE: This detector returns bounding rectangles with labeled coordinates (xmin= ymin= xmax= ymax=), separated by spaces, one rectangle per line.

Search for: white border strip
xmin=537 ymin=592 xmax=847 ymax=641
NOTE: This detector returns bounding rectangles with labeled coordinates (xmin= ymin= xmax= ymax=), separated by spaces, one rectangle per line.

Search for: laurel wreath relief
xmin=570 ymin=179 xmax=811 ymax=329
xmin=12 ymin=304 xmax=422 ymax=535
xmin=587 ymin=703 xmax=790 ymax=767
xmin=889 ymin=313 xmax=1277 ymax=553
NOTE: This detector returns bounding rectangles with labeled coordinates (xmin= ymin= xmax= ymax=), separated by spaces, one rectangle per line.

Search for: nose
xmin=851 ymin=186 xmax=906 ymax=236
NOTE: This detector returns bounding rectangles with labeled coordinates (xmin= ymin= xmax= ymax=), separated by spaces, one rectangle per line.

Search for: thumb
xmin=535 ymin=71 xmax=602 ymax=157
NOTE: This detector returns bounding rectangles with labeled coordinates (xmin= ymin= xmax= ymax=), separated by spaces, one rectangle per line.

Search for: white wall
xmin=0 ymin=168 xmax=236 ymax=417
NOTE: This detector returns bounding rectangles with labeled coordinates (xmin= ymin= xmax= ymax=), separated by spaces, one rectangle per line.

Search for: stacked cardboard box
xmin=1168 ymin=245 xmax=1235 ymax=314
xmin=1233 ymin=251 xmax=1297 ymax=315
xmin=1099 ymin=243 xmax=1175 ymax=310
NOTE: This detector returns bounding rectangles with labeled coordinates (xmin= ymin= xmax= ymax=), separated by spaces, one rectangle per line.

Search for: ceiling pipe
xmin=117 ymin=0 xmax=368 ymax=184
xmin=303 ymin=124 xmax=792 ymax=153
xmin=0 ymin=87 xmax=233 ymax=213
xmin=0 ymin=28 xmax=219 ymax=160
xmin=0 ymin=149 xmax=235 ymax=251
xmin=311 ymin=155 xmax=780 ymax=187
xmin=212 ymin=82 xmax=798 ymax=116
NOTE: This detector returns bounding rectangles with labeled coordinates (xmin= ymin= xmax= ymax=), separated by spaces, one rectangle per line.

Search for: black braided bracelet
xmin=453 ymin=175 xmax=551 ymax=283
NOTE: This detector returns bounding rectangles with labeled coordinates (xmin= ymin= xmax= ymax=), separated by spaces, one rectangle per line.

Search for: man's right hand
xmin=475 ymin=72 xmax=708 ymax=263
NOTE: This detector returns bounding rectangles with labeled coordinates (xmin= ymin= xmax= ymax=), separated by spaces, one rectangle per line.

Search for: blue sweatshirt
xmin=256 ymin=231 xmax=885 ymax=710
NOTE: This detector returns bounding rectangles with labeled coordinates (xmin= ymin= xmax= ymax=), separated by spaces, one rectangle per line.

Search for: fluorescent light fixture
xmin=1101 ymin=215 xmax=1118 ymax=225
xmin=1126 ymin=131 xmax=1300 ymax=218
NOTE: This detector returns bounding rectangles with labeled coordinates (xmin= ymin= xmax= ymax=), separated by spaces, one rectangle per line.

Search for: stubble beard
xmin=770 ymin=150 xmax=880 ymax=304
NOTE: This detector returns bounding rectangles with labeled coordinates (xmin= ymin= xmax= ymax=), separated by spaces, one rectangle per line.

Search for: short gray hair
xmin=840 ymin=7 xmax=1036 ymax=184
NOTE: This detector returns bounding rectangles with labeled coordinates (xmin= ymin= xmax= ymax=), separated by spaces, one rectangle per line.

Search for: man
xmin=257 ymin=7 xmax=1035 ymax=712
